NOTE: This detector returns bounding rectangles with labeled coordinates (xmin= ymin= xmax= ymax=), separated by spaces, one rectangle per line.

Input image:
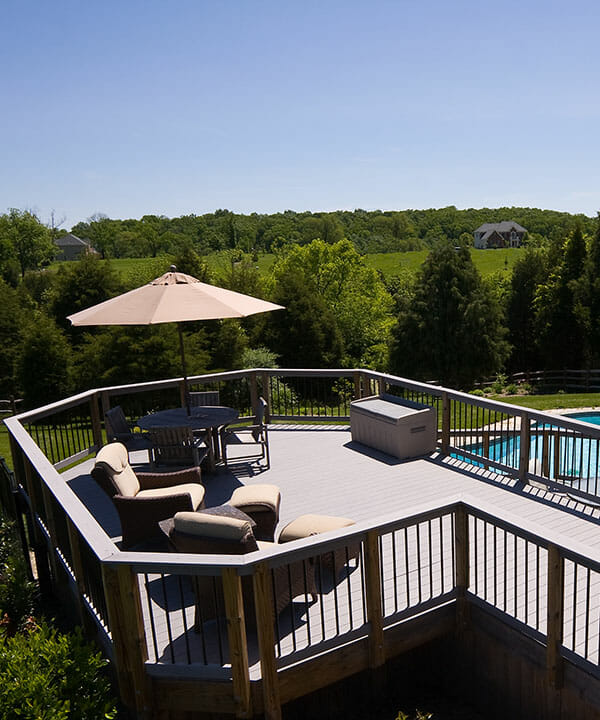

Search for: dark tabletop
xmin=137 ymin=406 xmax=239 ymax=430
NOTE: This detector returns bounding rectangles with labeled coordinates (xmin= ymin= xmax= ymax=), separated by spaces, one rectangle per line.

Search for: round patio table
xmin=137 ymin=406 xmax=239 ymax=470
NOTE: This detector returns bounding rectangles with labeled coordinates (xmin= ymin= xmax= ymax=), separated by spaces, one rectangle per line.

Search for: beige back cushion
xmin=174 ymin=511 xmax=252 ymax=540
xmin=95 ymin=442 xmax=140 ymax=497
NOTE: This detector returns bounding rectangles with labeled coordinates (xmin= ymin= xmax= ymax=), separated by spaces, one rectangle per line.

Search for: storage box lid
xmin=350 ymin=394 xmax=432 ymax=421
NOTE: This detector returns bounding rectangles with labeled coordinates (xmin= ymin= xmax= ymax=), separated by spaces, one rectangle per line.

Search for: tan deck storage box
xmin=350 ymin=394 xmax=437 ymax=460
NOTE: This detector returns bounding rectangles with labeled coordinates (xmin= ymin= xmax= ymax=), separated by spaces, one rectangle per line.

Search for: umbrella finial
xmin=170 ymin=264 xmax=177 ymax=272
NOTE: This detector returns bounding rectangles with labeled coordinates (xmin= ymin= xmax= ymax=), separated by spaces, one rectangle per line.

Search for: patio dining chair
xmin=147 ymin=426 xmax=209 ymax=468
xmin=188 ymin=390 xmax=220 ymax=407
xmin=104 ymin=405 xmax=154 ymax=463
xmin=220 ymin=396 xmax=270 ymax=469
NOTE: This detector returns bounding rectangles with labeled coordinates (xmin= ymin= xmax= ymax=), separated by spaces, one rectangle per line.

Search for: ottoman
xmin=278 ymin=513 xmax=360 ymax=573
xmin=228 ymin=483 xmax=281 ymax=541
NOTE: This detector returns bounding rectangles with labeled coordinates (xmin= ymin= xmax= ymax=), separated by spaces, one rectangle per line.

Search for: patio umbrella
xmin=67 ymin=265 xmax=284 ymax=410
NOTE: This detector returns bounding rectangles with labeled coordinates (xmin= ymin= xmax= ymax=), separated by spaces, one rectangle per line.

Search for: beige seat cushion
xmin=230 ymin=483 xmax=281 ymax=512
xmin=94 ymin=442 xmax=140 ymax=497
xmin=279 ymin=514 xmax=355 ymax=543
xmin=173 ymin=510 xmax=251 ymax=539
xmin=137 ymin=483 xmax=205 ymax=509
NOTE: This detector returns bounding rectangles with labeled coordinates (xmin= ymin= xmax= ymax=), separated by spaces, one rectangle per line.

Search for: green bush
xmin=505 ymin=383 xmax=518 ymax=395
xmin=491 ymin=373 xmax=507 ymax=394
xmin=0 ymin=621 xmax=117 ymax=720
xmin=0 ymin=516 xmax=37 ymax=630
xmin=469 ymin=388 xmax=485 ymax=397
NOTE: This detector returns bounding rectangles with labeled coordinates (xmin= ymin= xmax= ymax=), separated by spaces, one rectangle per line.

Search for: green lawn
xmin=487 ymin=392 xmax=600 ymax=412
xmin=365 ymin=247 xmax=524 ymax=277
xmin=53 ymin=246 xmax=524 ymax=284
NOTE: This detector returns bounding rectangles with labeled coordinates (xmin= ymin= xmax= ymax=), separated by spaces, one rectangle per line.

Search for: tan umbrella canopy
xmin=67 ymin=266 xmax=284 ymax=409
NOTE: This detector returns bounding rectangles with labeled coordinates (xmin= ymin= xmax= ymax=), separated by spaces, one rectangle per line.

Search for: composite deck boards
xmin=62 ymin=425 xmax=600 ymax=676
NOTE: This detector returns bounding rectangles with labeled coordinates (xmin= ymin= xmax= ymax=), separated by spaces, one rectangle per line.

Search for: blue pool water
xmin=567 ymin=411 xmax=600 ymax=426
xmin=460 ymin=411 xmax=600 ymax=494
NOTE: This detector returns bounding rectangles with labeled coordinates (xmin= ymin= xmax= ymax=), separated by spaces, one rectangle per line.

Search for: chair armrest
xmin=137 ymin=467 xmax=202 ymax=489
xmin=222 ymin=424 xmax=263 ymax=435
xmin=113 ymin=493 xmax=197 ymax=548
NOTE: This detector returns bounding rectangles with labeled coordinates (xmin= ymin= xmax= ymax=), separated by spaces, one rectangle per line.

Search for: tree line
xmin=0 ymin=207 xmax=599 ymax=409
xmin=67 ymin=206 xmax=595 ymax=259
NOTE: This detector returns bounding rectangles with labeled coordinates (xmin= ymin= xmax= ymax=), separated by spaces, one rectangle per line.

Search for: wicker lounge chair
xmin=160 ymin=508 xmax=317 ymax=629
xmin=91 ymin=442 xmax=205 ymax=549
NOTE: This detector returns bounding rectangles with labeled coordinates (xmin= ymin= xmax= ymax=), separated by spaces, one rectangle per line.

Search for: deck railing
xmin=5 ymin=368 xmax=600 ymax=718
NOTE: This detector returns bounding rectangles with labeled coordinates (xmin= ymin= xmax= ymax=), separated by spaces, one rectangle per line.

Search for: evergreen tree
xmin=582 ymin=212 xmax=600 ymax=366
xmin=506 ymin=247 xmax=547 ymax=371
xmin=534 ymin=224 xmax=587 ymax=369
xmin=389 ymin=241 xmax=509 ymax=388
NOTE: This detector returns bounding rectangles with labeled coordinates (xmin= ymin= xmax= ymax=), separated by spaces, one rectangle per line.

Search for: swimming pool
xmin=565 ymin=411 xmax=600 ymax=426
xmin=459 ymin=410 xmax=600 ymax=495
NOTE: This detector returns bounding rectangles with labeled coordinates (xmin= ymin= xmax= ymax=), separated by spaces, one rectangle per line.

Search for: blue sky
xmin=2 ymin=0 xmax=599 ymax=228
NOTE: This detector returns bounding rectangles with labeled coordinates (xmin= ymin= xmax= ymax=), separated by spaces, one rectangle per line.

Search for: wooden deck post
xmin=249 ymin=372 xmax=259 ymax=414
xmin=66 ymin=518 xmax=97 ymax=637
xmin=19 ymin=453 xmax=52 ymax=596
xmin=454 ymin=504 xmax=470 ymax=632
xmin=261 ymin=371 xmax=271 ymax=421
xmin=39 ymin=481 xmax=63 ymax=591
xmin=222 ymin=567 xmax=252 ymax=719
xmin=546 ymin=543 xmax=564 ymax=689
xmin=253 ymin=562 xmax=281 ymax=720
xmin=441 ymin=392 xmax=450 ymax=454
xmin=482 ymin=431 xmax=490 ymax=470
xmin=364 ymin=530 xmax=386 ymax=705
xmin=102 ymin=564 xmax=151 ymax=718
xmin=553 ymin=432 xmax=561 ymax=480
xmin=519 ymin=411 xmax=530 ymax=483
xmin=353 ymin=371 xmax=362 ymax=401
xmin=89 ymin=392 xmax=103 ymax=450
xmin=542 ymin=430 xmax=550 ymax=478
xmin=364 ymin=531 xmax=385 ymax=668
xmin=100 ymin=390 xmax=110 ymax=418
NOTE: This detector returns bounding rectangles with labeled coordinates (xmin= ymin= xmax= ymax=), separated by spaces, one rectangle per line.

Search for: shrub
xmin=483 ymin=386 xmax=493 ymax=395
xmin=469 ymin=388 xmax=485 ymax=397
xmin=491 ymin=373 xmax=507 ymax=394
xmin=505 ymin=383 xmax=518 ymax=395
xmin=0 ymin=621 xmax=117 ymax=720
xmin=0 ymin=516 xmax=37 ymax=631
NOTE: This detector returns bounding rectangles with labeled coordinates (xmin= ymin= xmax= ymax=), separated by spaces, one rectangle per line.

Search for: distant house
xmin=54 ymin=233 xmax=98 ymax=261
xmin=473 ymin=221 xmax=527 ymax=249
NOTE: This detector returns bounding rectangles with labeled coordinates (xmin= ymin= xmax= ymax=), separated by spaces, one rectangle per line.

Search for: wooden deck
xmin=62 ymin=424 xmax=600 ymax=677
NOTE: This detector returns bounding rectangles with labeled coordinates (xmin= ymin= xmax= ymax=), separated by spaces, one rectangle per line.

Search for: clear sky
xmin=2 ymin=0 xmax=599 ymax=229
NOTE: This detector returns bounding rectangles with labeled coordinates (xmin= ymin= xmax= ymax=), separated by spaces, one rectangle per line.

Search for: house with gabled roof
xmin=473 ymin=221 xmax=527 ymax=249
xmin=54 ymin=233 xmax=98 ymax=261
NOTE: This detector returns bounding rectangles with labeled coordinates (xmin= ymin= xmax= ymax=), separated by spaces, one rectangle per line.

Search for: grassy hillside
xmin=364 ymin=247 xmax=524 ymax=277
xmin=70 ymin=246 xmax=524 ymax=284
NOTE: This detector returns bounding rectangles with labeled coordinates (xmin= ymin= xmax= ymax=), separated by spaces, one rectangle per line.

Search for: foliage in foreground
xmin=0 ymin=516 xmax=118 ymax=719
xmin=0 ymin=621 xmax=117 ymax=720
xmin=0 ymin=516 xmax=37 ymax=632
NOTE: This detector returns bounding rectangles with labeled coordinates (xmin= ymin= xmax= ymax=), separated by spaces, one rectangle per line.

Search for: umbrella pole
xmin=178 ymin=323 xmax=191 ymax=415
